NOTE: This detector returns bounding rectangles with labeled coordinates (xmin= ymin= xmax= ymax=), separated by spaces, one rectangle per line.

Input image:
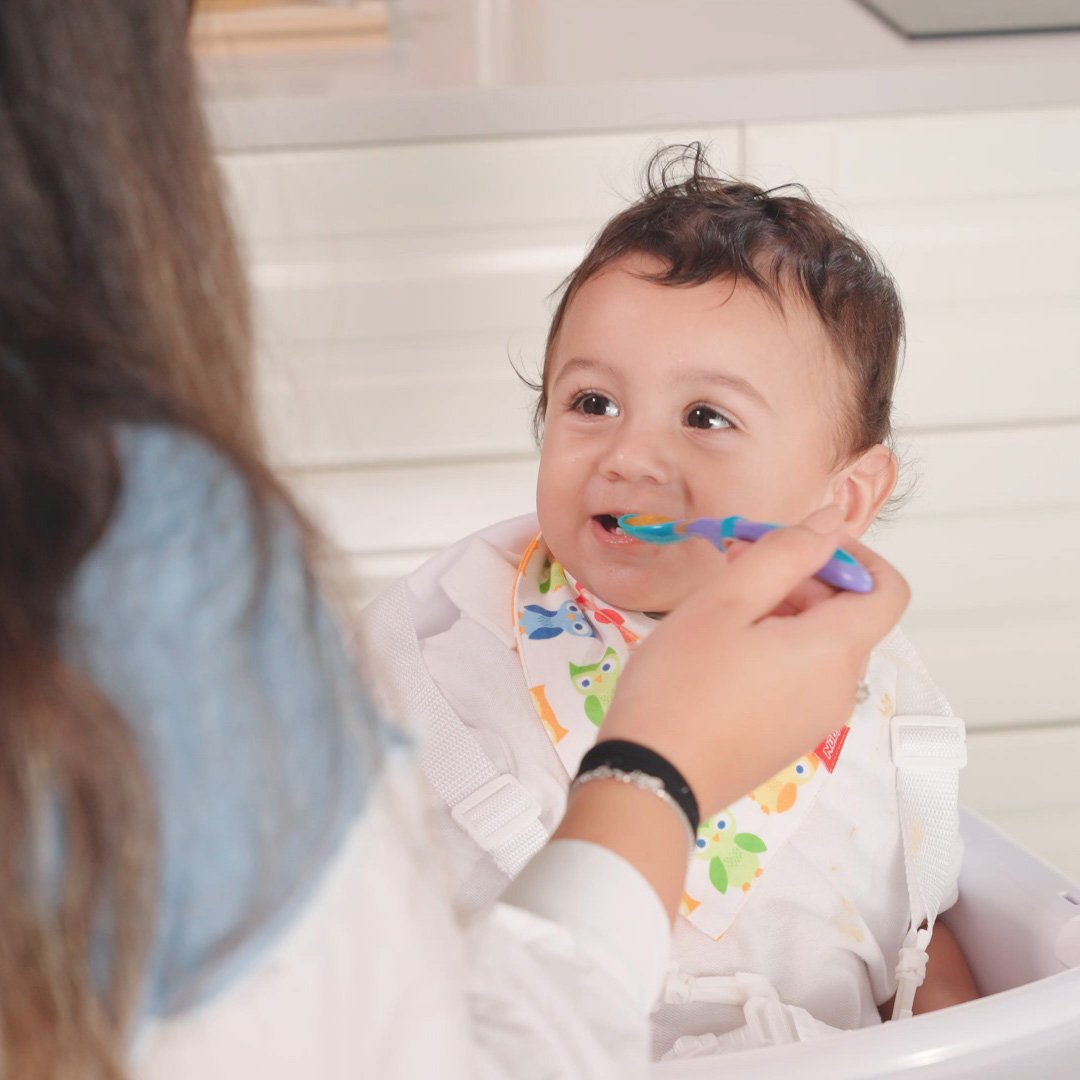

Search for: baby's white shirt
xmin=362 ymin=517 xmax=958 ymax=1058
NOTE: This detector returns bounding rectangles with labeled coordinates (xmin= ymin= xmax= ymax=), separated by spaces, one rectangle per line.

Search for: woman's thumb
xmin=716 ymin=508 xmax=847 ymax=620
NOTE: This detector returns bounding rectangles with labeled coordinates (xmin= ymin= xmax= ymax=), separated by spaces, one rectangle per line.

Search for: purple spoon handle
xmin=687 ymin=516 xmax=873 ymax=593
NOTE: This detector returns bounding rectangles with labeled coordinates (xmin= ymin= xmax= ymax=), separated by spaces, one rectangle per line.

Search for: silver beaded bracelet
xmin=571 ymin=765 xmax=698 ymax=849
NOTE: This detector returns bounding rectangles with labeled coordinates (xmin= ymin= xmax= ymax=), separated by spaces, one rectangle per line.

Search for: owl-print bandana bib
xmin=512 ymin=533 xmax=864 ymax=940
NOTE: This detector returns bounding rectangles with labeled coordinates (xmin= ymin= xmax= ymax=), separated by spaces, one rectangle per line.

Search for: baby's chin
xmin=606 ymin=592 xmax=673 ymax=617
xmin=572 ymin=571 xmax=682 ymax=617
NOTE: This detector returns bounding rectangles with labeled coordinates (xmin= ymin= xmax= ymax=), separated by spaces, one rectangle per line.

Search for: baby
xmin=363 ymin=147 xmax=976 ymax=1059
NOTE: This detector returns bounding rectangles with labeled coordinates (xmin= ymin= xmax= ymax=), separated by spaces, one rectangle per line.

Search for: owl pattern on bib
xmin=568 ymin=646 xmax=621 ymax=726
xmin=750 ymin=753 xmax=819 ymax=814
xmin=517 ymin=599 xmax=596 ymax=641
xmin=695 ymin=810 xmax=767 ymax=895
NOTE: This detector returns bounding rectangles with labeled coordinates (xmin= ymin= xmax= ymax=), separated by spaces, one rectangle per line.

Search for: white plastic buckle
xmin=744 ymin=994 xmax=801 ymax=1046
xmin=890 ymin=715 xmax=968 ymax=771
xmin=451 ymin=775 xmax=542 ymax=852
xmin=892 ymin=925 xmax=932 ymax=1021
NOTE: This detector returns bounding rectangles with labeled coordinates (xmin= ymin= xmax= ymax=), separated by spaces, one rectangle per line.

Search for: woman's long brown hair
xmin=0 ymin=2 xmax=306 ymax=1073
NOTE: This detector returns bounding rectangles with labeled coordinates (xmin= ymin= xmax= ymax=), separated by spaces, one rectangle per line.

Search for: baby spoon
xmin=617 ymin=513 xmax=874 ymax=593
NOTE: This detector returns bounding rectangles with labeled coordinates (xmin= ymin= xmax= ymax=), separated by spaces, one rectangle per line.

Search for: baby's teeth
xmin=614 ymin=526 xmax=625 ymax=536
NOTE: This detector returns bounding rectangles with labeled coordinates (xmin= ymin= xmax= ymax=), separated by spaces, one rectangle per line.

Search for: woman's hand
xmin=596 ymin=505 xmax=911 ymax=820
xmin=510 ymin=519 xmax=904 ymax=1063
xmin=554 ymin=506 xmax=910 ymax=919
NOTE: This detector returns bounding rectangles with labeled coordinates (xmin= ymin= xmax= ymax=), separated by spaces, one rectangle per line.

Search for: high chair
xmin=655 ymin=807 xmax=1080 ymax=1078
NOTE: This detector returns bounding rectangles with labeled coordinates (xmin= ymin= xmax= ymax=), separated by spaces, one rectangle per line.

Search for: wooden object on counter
xmin=192 ymin=0 xmax=388 ymax=55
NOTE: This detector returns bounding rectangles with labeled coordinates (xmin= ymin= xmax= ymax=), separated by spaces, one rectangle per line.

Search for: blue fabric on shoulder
xmin=62 ymin=424 xmax=393 ymax=1020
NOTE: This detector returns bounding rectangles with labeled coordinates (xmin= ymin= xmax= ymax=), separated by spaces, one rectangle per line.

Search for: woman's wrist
xmin=572 ymin=739 xmax=700 ymax=847
xmin=571 ymin=765 xmax=696 ymax=847
xmin=554 ymin=777 xmax=690 ymax=921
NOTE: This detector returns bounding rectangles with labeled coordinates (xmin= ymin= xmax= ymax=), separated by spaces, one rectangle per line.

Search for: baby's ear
xmin=833 ymin=444 xmax=898 ymax=538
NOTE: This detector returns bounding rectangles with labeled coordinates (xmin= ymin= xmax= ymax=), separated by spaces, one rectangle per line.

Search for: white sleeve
xmin=468 ymin=840 xmax=669 ymax=1077
xmin=132 ymin=758 xmax=668 ymax=1080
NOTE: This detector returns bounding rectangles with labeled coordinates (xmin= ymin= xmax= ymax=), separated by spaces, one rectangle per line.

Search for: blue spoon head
xmin=617 ymin=514 xmax=687 ymax=545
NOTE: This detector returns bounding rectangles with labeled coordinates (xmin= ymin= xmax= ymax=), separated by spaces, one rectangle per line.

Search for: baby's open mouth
xmin=594 ymin=514 xmax=625 ymax=535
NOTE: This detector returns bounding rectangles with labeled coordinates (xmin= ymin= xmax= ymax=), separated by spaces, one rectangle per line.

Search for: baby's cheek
xmin=534 ymin=480 xmax=563 ymax=540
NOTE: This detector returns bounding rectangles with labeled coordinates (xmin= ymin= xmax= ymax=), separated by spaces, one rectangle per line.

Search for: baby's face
xmin=536 ymin=252 xmax=852 ymax=613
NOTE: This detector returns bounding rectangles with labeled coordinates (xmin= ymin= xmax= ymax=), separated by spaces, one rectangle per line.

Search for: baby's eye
xmin=685 ymin=405 xmax=733 ymax=430
xmin=573 ymin=393 xmax=619 ymax=418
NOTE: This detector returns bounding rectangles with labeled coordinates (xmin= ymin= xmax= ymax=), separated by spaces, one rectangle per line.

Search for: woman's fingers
xmin=721 ymin=517 xmax=910 ymax=645
xmin=768 ymin=577 xmax=838 ymax=616
xmin=788 ymin=535 xmax=911 ymax=651
xmin=707 ymin=513 xmax=850 ymax=623
xmin=724 ymin=539 xmax=837 ymax=616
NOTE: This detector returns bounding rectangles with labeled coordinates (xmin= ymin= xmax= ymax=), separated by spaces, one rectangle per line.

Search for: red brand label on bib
xmin=814 ymin=724 xmax=850 ymax=773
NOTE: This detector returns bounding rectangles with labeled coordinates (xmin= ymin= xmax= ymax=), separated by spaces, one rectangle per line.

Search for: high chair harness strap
xmin=885 ymin=628 xmax=968 ymax=1021
xmin=365 ymin=580 xmax=549 ymax=878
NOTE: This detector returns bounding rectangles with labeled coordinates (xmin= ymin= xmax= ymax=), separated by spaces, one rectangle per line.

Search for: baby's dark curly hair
xmin=535 ymin=143 xmax=905 ymax=465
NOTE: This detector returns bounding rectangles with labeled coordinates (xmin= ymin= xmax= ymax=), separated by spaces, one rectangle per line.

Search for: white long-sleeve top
xmin=133 ymin=755 xmax=671 ymax=1079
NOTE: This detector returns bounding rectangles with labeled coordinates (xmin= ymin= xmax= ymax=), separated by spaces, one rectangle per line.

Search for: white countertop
xmin=202 ymin=0 xmax=1080 ymax=150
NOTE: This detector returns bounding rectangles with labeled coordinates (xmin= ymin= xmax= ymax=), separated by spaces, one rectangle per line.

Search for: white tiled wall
xmin=221 ymin=107 xmax=1080 ymax=880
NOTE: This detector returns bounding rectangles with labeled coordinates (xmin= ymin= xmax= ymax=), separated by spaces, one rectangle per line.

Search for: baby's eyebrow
xmin=679 ymin=369 xmax=772 ymax=412
xmin=551 ymin=357 xmax=619 ymax=385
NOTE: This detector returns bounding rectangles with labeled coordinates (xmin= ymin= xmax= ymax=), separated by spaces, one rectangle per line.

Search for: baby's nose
xmin=599 ymin=423 xmax=674 ymax=484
